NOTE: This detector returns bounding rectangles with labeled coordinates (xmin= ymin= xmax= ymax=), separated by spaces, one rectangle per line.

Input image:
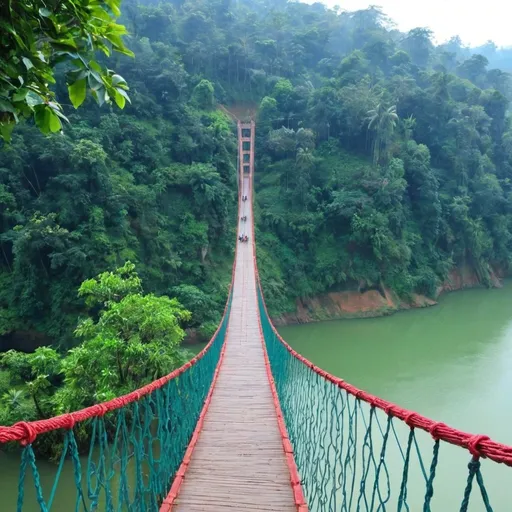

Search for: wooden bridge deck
xmin=173 ymin=176 xmax=295 ymax=511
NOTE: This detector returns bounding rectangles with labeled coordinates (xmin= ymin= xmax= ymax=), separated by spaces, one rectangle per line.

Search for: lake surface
xmin=279 ymin=282 xmax=512 ymax=510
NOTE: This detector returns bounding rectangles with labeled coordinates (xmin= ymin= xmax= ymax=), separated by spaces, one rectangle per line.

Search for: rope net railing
xmin=0 ymin=289 xmax=233 ymax=511
xmin=255 ymin=279 xmax=512 ymax=510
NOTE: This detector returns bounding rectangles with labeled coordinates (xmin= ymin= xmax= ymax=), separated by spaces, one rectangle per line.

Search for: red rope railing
xmin=241 ymin=148 xmax=308 ymax=511
xmin=255 ymin=282 xmax=512 ymax=465
xmin=160 ymin=310 xmax=232 ymax=512
xmin=251 ymin=196 xmax=512 ymax=468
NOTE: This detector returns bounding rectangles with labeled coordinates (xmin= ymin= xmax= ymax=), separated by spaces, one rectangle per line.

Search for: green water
xmin=279 ymin=282 xmax=512 ymax=509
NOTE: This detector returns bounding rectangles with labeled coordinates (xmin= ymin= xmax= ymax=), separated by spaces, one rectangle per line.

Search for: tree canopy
xmin=0 ymin=0 xmax=133 ymax=140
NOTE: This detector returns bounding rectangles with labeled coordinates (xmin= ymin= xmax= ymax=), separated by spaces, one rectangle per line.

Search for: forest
xmin=2 ymin=0 xmax=512 ymax=427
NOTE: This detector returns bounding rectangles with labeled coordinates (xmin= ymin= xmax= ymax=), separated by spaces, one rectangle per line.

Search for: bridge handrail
xmin=0 ymin=233 xmax=239 ymax=447
xmin=251 ymin=211 xmax=512 ymax=469
xmin=254 ymin=274 xmax=512 ymax=466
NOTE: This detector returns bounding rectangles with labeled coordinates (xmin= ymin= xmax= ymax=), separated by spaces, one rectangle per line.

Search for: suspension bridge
xmin=1 ymin=120 xmax=512 ymax=511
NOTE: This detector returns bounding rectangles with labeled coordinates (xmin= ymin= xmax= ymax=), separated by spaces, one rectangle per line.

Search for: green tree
xmin=2 ymin=0 xmax=512 ymax=377
xmin=2 ymin=346 xmax=61 ymax=419
xmin=366 ymin=104 xmax=399 ymax=165
xmin=59 ymin=262 xmax=191 ymax=409
xmin=0 ymin=0 xmax=133 ymax=140
xmin=258 ymin=96 xmax=278 ymax=135
xmin=401 ymin=28 xmax=434 ymax=67
xmin=192 ymin=79 xmax=215 ymax=109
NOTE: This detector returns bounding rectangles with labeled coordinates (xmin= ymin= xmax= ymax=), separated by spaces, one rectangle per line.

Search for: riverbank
xmin=271 ymin=264 xmax=506 ymax=326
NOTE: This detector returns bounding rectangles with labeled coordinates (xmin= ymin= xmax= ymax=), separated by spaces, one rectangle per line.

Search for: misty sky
xmin=301 ymin=0 xmax=512 ymax=47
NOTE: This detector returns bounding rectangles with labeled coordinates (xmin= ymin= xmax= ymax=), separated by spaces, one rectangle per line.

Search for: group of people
xmin=240 ymin=193 xmax=248 ymax=241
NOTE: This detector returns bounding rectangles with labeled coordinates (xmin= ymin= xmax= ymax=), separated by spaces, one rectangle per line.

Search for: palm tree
xmin=403 ymin=115 xmax=416 ymax=141
xmin=296 ymin=147 xmax=314 ymax=170
xmin=295 ymin=148 xmax=314 ymax=209
xmin=366 ymin=104 xmax=399 ymax=165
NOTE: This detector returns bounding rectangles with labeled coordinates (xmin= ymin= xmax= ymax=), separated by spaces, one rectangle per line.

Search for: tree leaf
xmin=89 ymin=60 xmax=102 ymax=73
xmin=48 ymin=109 xmax=61 ymax=133
xmin=114 ymin=47 xmax=135 ymax=58
xmin=47 ymin=102 xmax=68 ymax=123
xmin=0 ymin=122 xmax=15 ymax=142
xmin=34 ymin=106 xmax=50 ymax=134
xmin=87 ymin=67 xmax=103 ymax=90
xmin=51 ymin=40 xmax=78 ymax=51
xmin=26 ymin=91 xmax=44 ymax=107
xmin=52 ymin=108 xmax=69 ymax=122
xmin=41 ymin=70 xmax=56 ymax=84
xmin=38 ymin=8 xmax=52 ymax=17
xmin=22 ymin=57 xmax=34 ymax=70
xmin=91 ymin=87 xmax=106 ymax=107
xmin=0 ymin=98 xmax=15 ymax=113
xmin=12 ymin=88 xmax=29 ymax=102
xmin=113 ymin=90 xmax=125 ymax=109
xmin=96 ymin=42 xmax=111 ymax=57
xmin=105 ymin=0 xmax=121 ymax=17
xmin=68 ymin=78 xmax=87 ymax=109
xmin=90 ymin=7 xmax=111 ymax=22
xmin=111 ymin=74 xmax=127 ymax=86
xmin=116 ymin=87 xmax=131 ymax=104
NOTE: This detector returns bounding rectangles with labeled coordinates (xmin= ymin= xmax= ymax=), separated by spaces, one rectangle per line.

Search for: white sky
xmin=301 ymin=0 xmax=512 ymax=48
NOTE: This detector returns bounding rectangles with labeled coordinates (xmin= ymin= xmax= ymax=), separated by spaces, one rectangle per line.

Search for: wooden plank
xmin=174 ymin=176 xmax=295 ymax=511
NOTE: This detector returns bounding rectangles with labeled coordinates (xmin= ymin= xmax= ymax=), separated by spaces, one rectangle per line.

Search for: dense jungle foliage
xmin=0 ymin=0 xmax=239 ymax=425
xmin=2 ymin=0 xmax=512 ymax=424
xmin=245 ymin=4 xmax=512 ymax=314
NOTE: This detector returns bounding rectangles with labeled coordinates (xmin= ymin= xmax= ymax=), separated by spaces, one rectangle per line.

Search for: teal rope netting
xmin=0 ymin=292 xmax=232 ymax=511
xmin=257 ymin=283 xmax=512 ymax=511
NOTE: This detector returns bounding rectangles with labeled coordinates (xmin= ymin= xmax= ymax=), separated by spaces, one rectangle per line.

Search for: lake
xmin=279 ymin=282 xmax=512 ymax=509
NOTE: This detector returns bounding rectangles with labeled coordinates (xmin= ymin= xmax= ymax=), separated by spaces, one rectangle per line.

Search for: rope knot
xmin=14 ymin=421 xmax=37 ymax=446
xmin=468 ymin=435 xmax=490 ymax=459
xmin=428 ymin=422 xmax=447 ymax=439
xmin=384 ymin=404 xmax=396 ymax=416
xmin=96 ymin=403 xmax=109 ymax=417
xmin=404 ymin=412 xmax=418 ymax=429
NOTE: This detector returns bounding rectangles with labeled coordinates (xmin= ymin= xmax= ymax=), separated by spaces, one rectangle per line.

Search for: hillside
xmin=3 ymin=0 xmax=512 ymax=339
